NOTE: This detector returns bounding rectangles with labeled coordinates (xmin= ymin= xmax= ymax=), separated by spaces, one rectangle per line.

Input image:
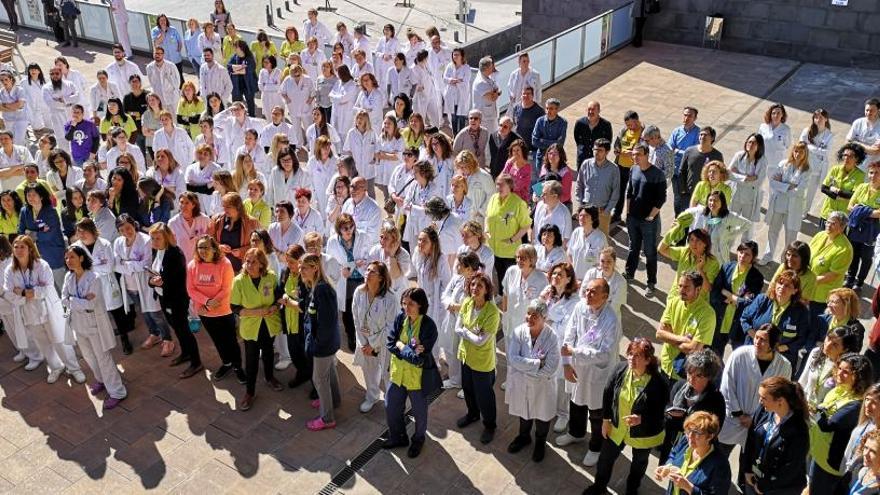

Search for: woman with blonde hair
xmin=447 ymin=174 xmax=472 ymax=220
xmin=176 ymin=81 xmax=204 ymax=139
xmin=342 ymin=110 xmax=379 ymax=197
xmin=761 ymin=141 xmax=810 ymax=265
xmin=375 ymin=115 xmax=403 ymax=200
xmin=147 ymin=148 xmax=186 ymax=202
xmin=819 ymin=287 xmax=866 ymax=344
xmin=689 ymin=160 xmax=733 ymax=208
xmin=231 ymin=152 xmax=267 ymax=198
xmin=454 ymin=149 xmax=494 ymax=221
xmin=306 ymin=135 xmax=338 ymax=215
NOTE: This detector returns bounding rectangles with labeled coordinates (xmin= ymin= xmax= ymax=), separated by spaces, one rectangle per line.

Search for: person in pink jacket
xmin=187 ymin=234 xmax=245 ymax=383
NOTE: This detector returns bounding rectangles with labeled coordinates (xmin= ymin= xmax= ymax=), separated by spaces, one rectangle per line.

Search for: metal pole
xmin=266 ymin=5 xmax=274 ymax=27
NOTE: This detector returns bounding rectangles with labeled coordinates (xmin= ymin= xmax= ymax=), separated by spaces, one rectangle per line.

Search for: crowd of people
xmin=2 ymin=3 xmax=880 ymax=493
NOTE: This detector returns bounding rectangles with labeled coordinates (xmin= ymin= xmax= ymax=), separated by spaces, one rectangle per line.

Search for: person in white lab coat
xmin=259 ymin=106 xmax=296 ymax=152
xmin=800 ymin=109 xmax=834 ymax=216
xmin=411 ymin=50 xmax=441 ymax=128
xmin=343 ymin=110 xmax=379 ymax=197
xmin=567 ymin=204 xmax=607 ymax=280
xmin=145 ymin=47 xmax=181 ymax=114
xmin=538 ymin=262 xmax=579 ymax=433
xmin=62 ymin=246 xmax=127 ymax=409
xmin=680 ymin=191 xmax=751 ymax=263
xmin=106 ymin=0 xmax=132 ymax=57
xmin=500 ymin=244 xmax=548 ymax=388
xmin=717 ymin=324 xmax=792 ymax=456
xmin=555 ymin=277 xmax=621 ymax=466
xmin=454 ymin=150 xmax=494 ymax=222
xmin=532 ymin=180 xmax=572 ymax=245
xmin=265 ymin=147 xmax=311 ymax=206
xmin=763 ymin=143 xmax=809 ymax=264
xmin=412 ymin=226 xmax=452 ymax=355
xmin=326 ymin=213 xmax=371 ymax=351
xmin=329 ymin=65 xmax=357 ymax=138
xmin=279 ymin=64 xmax=314 ymax=148
xmin=257 ymin=56 xmax=283 ymax=120
xmin=439 ymin=251 xmax=481 ymax=392
xmin=152 ymin=110 xmax=195 ymax=169
xmin=0 ymin=237 xmax=42 ymax=368
xmin=88 ymin=70 xmax=122 ymax=124
xmin=373 ymin=24 xmax=399 ymax=90
xmin=299 ymin=36 xmax=327 ymax=82
xmin=353 ymin=73 xmax=384 ymax=134
xmin=507 ymin=52 xmax=542 ymax=109
xmin=4 ymin=236 xmax=85 ymax=384
xmin=352 ymin=261 xmax=399 ymax=413
xmin=758 ymin=103 xmax=792 ymax=174
xmin=302 ymin=9 xmax=332 ymax=47
xmin=728 ymin=133 xmax=768 ymax=243
xmin=42 ymin=67 xmax=78 ymax=154
xmin=341 ymin=176 xmax=383 ymax=245
xmin=472 ymin=56 xmax=500 ymax=134
xmin=505 ymin=298 xmax=560 ymax=463
xmin=582 ymin=247 xmax=627 ymax=317
xmin=104 ymin=44 xmax=144 ymax=96
xmin=375 ymin=116 xmax=404 ymax=200
xmin=443 ymin=48 xmax=472 ymax=135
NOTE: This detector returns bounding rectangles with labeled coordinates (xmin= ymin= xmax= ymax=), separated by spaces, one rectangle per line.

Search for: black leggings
xmin=162 ymin=300 xmax=201 ymax=367
xmin=202 ymin=313 xmax=242 ymax=369
xmin=286 ymin=329 xmax=313 ymax=382
xmin=341 ymin=279 xmax=362 ymax=347
xmin=244 ymin=322 xmax=275 ymax=395
xmin=569 ymin=402 xmax=604 ymax=453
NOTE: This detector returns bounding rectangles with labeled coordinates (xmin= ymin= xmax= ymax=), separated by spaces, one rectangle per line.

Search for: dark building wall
xmin=461 ymin=22 xmax=523 ymax=66
xmin=520 ymin=0 xmax=880 ymax=68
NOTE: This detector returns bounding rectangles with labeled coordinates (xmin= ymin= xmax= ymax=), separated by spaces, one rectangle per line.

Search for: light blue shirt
xmin=151 ymin=26 xmax=184 ymax=63
xmin=184 ymin=28 xmax=202 ymax=63
xmin=668 ymin=124 xmax=700 ymax=174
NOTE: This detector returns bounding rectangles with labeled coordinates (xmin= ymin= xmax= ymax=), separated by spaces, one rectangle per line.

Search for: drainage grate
xmin=317 ymin=388 xmax=445 ymax=494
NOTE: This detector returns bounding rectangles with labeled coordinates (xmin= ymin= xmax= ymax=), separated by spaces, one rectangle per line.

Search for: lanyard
xmin=295 ymin=209 xmax=311 ymax=229
xmin=361 ymin=294 xmax=376 ymax=331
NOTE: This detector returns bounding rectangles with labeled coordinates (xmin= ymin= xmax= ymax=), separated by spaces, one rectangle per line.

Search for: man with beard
xmin=41 ymin=67 xmax=79 ymax=153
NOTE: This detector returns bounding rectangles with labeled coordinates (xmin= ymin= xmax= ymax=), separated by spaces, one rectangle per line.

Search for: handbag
xmin=646 ymin=0 xmax=661 ymax=14
xmin=384 ymin=177 xmax=415 ymax=215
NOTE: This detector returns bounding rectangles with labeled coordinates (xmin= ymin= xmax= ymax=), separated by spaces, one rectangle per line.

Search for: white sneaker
xmin=555 ymin=433 xmax=585 ymax=447
xmin=442 ymin=379 xmax=460 ymax=389
xmin=274 ymin=358 xmax=292 ymax=371
xmin=47 ymin=369 xmax=64 ymax=384
xmin=12 ymin=352 xmax=25 ymax=363
xmin=359 ymin=399 xmax=377 ymax=413
xmin=456 ymin=389 xmax=465 ymax=399
xmin=582 ymin=450 xmax=600 ymax=467
xmin=70 ymin=370 xmax=86 ymax=384
xmin=553 ymin=417 xmax=569 ymax=433
xmin=756 ymin=255 xmax=770 ymax=266
xmin=24 ymin=360 xmax=43 ymax=371
xmin=500 ymin=381 xmax=507 ymax=391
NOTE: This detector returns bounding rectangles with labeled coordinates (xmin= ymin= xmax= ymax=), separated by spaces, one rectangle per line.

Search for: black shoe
xmin=309 ymin=388 xmax=319 ymax=400
xmin=507 ymin=435 xmax=531 ymax=454
xmin=120 ymin=335 xmax=133 ymax=355
xmin=234 ymin=368 xmax=247 ymax=384
xmin=288 ymin=375 xmax=310 ymax=389
xmin=213 ymin=364 xmax=233 ymax=381
xmin=622 ymin=272 xmax=634 ymax=281
xmin=169 ymin=354 xmax=190 ymax=366
xmin=479 ymin=427 xmax=495 ymax=444
xmin=266 ymin=378 xmax=284 ymax=392
xmin=854 ymin=282 xmax=864 ymax=292
xmin=583 ymin=485 xmax=608 ymax=495
xmin=347 ymin=337 xmax=356 ymax=352
xmin=456 ymin=415 xmax=479 ymax=428
xmin=531 ymin=440 xmax=546 ymax=462
xmin=382 ymin=436 xmax=409 ymax=449
xmin=645 ymin=285 xmax=656 ymax=298
xmin=179 ymin=364 xmax=203 ymax=379
xmin=407 ymin=439 xmax=424 ymax=458
xmin=843 ymin=277 xmax=854 ymax=288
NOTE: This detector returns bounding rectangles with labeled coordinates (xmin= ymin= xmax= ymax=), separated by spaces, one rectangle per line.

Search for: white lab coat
xmin=443 ymin=63 xmax=472 ymax=117
xmin=367 ymin=245 xmax=412 ymax=296
xmin=104 ymin=60 xmax=143 ymax=96
xmin=766 ymin=160 xmax=808 ymax=232
xmin=402 ymin=179 xmax=442 ymax=246
xmin=194 ymin=134 xmax=229 ymax=168
xmin=268 ymin=221 xmax=304 ymax=255
xmin=352 ymin=89 xmax=384 ymax=132
xmin=106 ymin=144 xmax=147 ymax=174
xmin=341 ymin=196 xmax=382 ymax=244
xmin=533 ymin=201 xmax=572 ymax=244
xmin=506 ymin=322 xmax=559 ymax=422
xmin=4 ymin=259 xmax=71 ymax=345
xmin=384 ymin=66 xmax=414 ymax=107
xmin=373 ymin=36 xmax=399 ymax=88
xmin=327 ymin=231 xmax=371 ymax=309
xmin=184 ymin=160 xmax=222 ymax=209
xmin=536 ymin=245 xmax=566 ymax=274
xmin=21 ymin=79 xmax=51 ymax=130
xmin=728 ymin=150 xmax=767 ymax=223
xmin=375 ymin=136 xmax=403 ymax=186
xmin=89 ymin=81 xmax=122 ymax=120
xmin=292 ymin=207 xmax=324 ymax=237
xmin=329 ymin=79 xmax=357 ymax=136
xmin=685 ymin=206 xmax=751 ymax=262
xmin=427 ymin=47 xmax=451 ymax=93
xmin=465 ymin=168 xmax=495 ymax=222
xmin=0 ymin=258 xmax=26 ymax=350
xmin=440 ymin=274 xmax=468 ymax=356
xmin=758 ymin=122 xmax=792 ymax=174
xmin=72 ymin=238 xmax=124 ymax=310
xmin=299 ymin=48 xmax=326 ymax=82
xmin=61 ymin=270 xmax=116 ymax=353
xmin=507 ymin=68 xmax=542 ymax=108
xmin=266 ymin=166 xmax=312 ymax=206
xmin=305 ymin=156 xmax=336 ymax=215
xmin=113 ymin=232 xmax=161 ymax=313
xmin=146 ymin=166 xmax=187 ymax=203
xmin=567 ymin=227 xmax=607 ymax=280
xmin=351 ymin=286 xmax=398 ymax=367
xmin=343 ymin=128 xmax=379 ymax=181
xmin=46 ymin=166 xmax=84 ymax=203
xmin=224 ymin=117 xmax=260 ymax=163
xmin=412 ymin=250 xmax=451 ymax=333
xmin=259 ymin=120 xmax=296 ymax=150
xmin=718 ymin=345 xmax=792 ymax=446
xmin=280 ymin=75 xmax=314 ymax=146
xmin=233 ymin=144 xmax=269 ymax=176
xmin=502 ymin=266 xmax=548 ymax=337
xmin=562 ymin=301 xmax=621 ymax=409
xmin=544 ymin=293 xmax=579 ymax=371
xmin=145 ymin=61 xmax=181 ymax=112
xmin=198 ymin=62 xmax=233 ymax=103
xmin=153 ymin=126 xmax=195 ymax=170
xmin=305 ymin=123 xmax=342 ymax=156
xmin=410 ymin=63 xmax=440 ymax=127
xmin=258 ymin=68 xmax=284 ymax=119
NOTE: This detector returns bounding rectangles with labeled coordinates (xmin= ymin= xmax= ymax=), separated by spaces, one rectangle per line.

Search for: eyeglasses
xmin=685 ymin=429 xmax=707 ymax=437
xmin=340 ymin=225 xmax=354 ymax=231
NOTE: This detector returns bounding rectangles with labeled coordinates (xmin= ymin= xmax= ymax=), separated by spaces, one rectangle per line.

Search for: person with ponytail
xmin=743 ymin=376 xmax=809 ymax=495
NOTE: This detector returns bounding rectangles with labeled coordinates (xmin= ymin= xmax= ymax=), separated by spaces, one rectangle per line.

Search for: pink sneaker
xmin=306 ymin=417 xmax=336 ymax=431
xmin=89 ymin=382 xmax=106 ymax=396
xmin=310 ymin=399 xmax=320 ymax=409
xmin=103 ymin=397 xmax=125 ymax=410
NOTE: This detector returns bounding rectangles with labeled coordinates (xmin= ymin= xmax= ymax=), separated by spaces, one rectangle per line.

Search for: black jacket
xmin=603 ymin=362 xmax=669 ymax=441
xmin=666 ymin=379 xmax=726 ymax=439
xmin=710 ymin=261 xmax=764 ymax=344
xmin=303 ymin=281 xmax=340 ymax=357
xmin=573 ymin=116 xmax=613 ymax=165
xmin=743 ymin=406 xmax=809 ymax=494
xmin=387 ymin=312 xmax=440 ymax=392
xmin=149 ymin=245 xmax=189 ymax=309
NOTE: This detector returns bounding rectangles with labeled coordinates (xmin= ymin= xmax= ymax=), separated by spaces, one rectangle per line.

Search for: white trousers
xmin=274 ymin=333 xmax=291 ymax=361
xmin=47 ymin=110 xmax=71 ymax=153
xmin=764 ymin=211 xmax=797 ymax=261
xmin=78 ymin=331 xmax=126 ymax=399
xmin=556 ymin=377 xmax=570 ymax=421
xmin=359 ymin=347 xmax=390 ymax=404
xmin=27 ymin=322 xmax=80 ymax=373
xmin=3 ymin=315 xmax=43 ymax=361
xmin=7 ymin=119 xmax=28 ymax=146
xmin=446 ymin=329 xmax=462 ymax=387
xmin=114 ymin=16 xmax=132 ymax=58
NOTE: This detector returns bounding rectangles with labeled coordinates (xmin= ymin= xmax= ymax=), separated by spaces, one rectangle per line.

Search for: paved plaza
xmin=0 ymin=32 xmax=879 ymax=494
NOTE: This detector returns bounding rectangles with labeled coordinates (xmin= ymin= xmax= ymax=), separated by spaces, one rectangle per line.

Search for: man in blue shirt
xmin=667 ymin=106 xmax=700 ymax=215
xmin=531 ymin=98 xmax=568 ymax=183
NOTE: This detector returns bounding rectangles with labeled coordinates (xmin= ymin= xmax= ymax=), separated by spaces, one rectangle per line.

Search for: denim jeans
xmin=625 ymin=215 xmax=660 ymax=286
